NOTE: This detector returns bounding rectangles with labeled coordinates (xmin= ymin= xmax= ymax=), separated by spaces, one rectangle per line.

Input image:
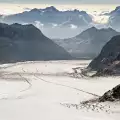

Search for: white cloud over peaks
xmin=70 ymin=24 xmax=78 ymax=29
xmin=51 ymin=23 xmax=58 ymax=28
xmin=34 ymin=21 xmax=44 ymax=29
xmin=24 ymin=8 xmax=31 ymax=11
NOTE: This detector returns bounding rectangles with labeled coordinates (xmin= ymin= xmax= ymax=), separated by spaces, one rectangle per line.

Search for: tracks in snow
xmin=0 ymin=61 xmax=100 ymax=101
xmin=34 ymin=74 xmax=100 ymax=97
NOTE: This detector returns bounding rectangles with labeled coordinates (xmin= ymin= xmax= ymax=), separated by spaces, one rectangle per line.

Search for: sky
xmin=0 ymin=0 xmax=120 ymax=4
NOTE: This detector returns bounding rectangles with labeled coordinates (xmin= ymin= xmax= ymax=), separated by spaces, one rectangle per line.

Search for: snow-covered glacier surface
xmin=0 ymin=60 xmax=119 ymax=120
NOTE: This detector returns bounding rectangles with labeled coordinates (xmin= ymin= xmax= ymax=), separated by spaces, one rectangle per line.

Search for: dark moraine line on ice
xmin=34 ymin=74 xmax=100 ymax=97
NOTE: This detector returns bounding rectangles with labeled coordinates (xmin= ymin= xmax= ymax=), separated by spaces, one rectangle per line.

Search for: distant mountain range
xmin=1 ymin=6 xmax=92 ymax=27
xmin=1 ymin=6 xmax=120 ymax=38
xmin=0 ymin=23 xmax=72 ymax=63
xmin=0 ymin=6 xmax=93 ymax=38
xmin=108 ymin=6 xmax=120 ymax=31
xmin=53 ymin=27 xmax=120 ymax=59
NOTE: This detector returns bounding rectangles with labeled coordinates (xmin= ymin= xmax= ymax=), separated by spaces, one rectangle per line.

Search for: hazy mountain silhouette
xmin=1 ymin=6 xmax=92 ymax=27
xmin=53 ymin=27 xmax=119 ymax=59
xmin=0 ymin=6 xmax=92 ymax=38
xmin=108 ymin=6 xmax=120 ymax=31
xmin=0 ymin=23 xmax=72 ymax=63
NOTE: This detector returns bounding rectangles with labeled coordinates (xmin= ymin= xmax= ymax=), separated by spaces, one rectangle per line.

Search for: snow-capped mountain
xmin=1 ymin=6 xmax=92 ymax=26
xmin=0 ymin=6 xmax=92 ymax=38
xmin=53 ymin=27 xmax=119 ymax=59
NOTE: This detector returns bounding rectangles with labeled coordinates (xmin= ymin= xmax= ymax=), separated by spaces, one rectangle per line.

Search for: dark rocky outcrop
xmin=0 ymin=23 xmax=72 ymax=63
xmin=87 ymin=35 xmax=120 ymax=76
xmin=99 ymin=84 xmax=120 ymax=102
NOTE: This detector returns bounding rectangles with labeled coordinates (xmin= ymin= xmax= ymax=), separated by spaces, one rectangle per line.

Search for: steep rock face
xmin=88 ymin=35 xmax=120 ymax=76
xmin=99 ymin=84 xmax=120 ymax=102
xmin=54 ymin=27 xmax=119 ymax=59
xmin=0 ymin=23 xmax=72 ymax=63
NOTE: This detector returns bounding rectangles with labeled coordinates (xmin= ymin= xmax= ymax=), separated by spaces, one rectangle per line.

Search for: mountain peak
xmin=30 ymin=8 xmax=40 ymax=12
xmin=30 ymin=6 xmax=59 ymax=13
xmin=110 ymin=6 xmax=120 ymax=15
xmin=115 ymin=6 xmax=120 ymax=11
xmin=0 ymin=23 xmax=72 ymax=62
xmin=76 ymin=27 xmax=118 ymax=40
xmin=75 ymin=27 xmax=98 ymax=38
xmin=73 ymin=9 xmax=80 ymax=13
xmin=0 ymin=23 xmax=43 ymax=40
xmin=45 ymin=6 xmax=58 ymax=11
xmin=84 ymin=27 xmax=98 ymax=33
xmin=41 ymin=6 xmax=59 ymax=12
xmin=85 ymin=27 xmax=116 ymax=33
xmin=11 ymin=23 xmax=38 ymax=30
xmin=89 ymin=26 xmax=97 ymax=30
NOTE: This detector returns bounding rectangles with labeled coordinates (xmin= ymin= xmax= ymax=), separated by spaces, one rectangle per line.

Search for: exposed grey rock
xmin=89 ymin=35 xmax=120 ymax=69
xmin=99 ymin=84 xmax=120 ymax=102
xmin=87 ymin=35 xmax=120 ymax=76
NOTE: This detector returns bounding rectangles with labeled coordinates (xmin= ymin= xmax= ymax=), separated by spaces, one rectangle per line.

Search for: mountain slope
xmin=53 ymin=27 xmax=119 ymax=59
xmin=0 ymin=23 xmax=72 ymax=63
xmin=88 ymin=35 xmax=120 ymax=76
xmin=108 ymin=6 xmax=120 ymax=31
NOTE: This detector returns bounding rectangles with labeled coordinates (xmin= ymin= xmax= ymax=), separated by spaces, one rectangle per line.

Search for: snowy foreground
xmin=0 ymin=60 xmax=120 ymax=120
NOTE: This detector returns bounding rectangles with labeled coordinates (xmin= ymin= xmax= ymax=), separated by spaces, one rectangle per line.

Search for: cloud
xmin=24 ymin=8 xmax=31 ymax=11
xmin=70 ymin=24 xmax=78 ymax=29
xmin=34 ymin=21 xmax=44 ymax=29
xmin=51 ymin=23 xmax=58 ymax=28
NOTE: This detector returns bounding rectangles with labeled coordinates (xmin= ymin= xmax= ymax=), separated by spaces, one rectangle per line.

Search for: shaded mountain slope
xmin=0 ymin=23 xmax=72 ymax=63
xmin=88 ymin=35 xmax=120 ymax=76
